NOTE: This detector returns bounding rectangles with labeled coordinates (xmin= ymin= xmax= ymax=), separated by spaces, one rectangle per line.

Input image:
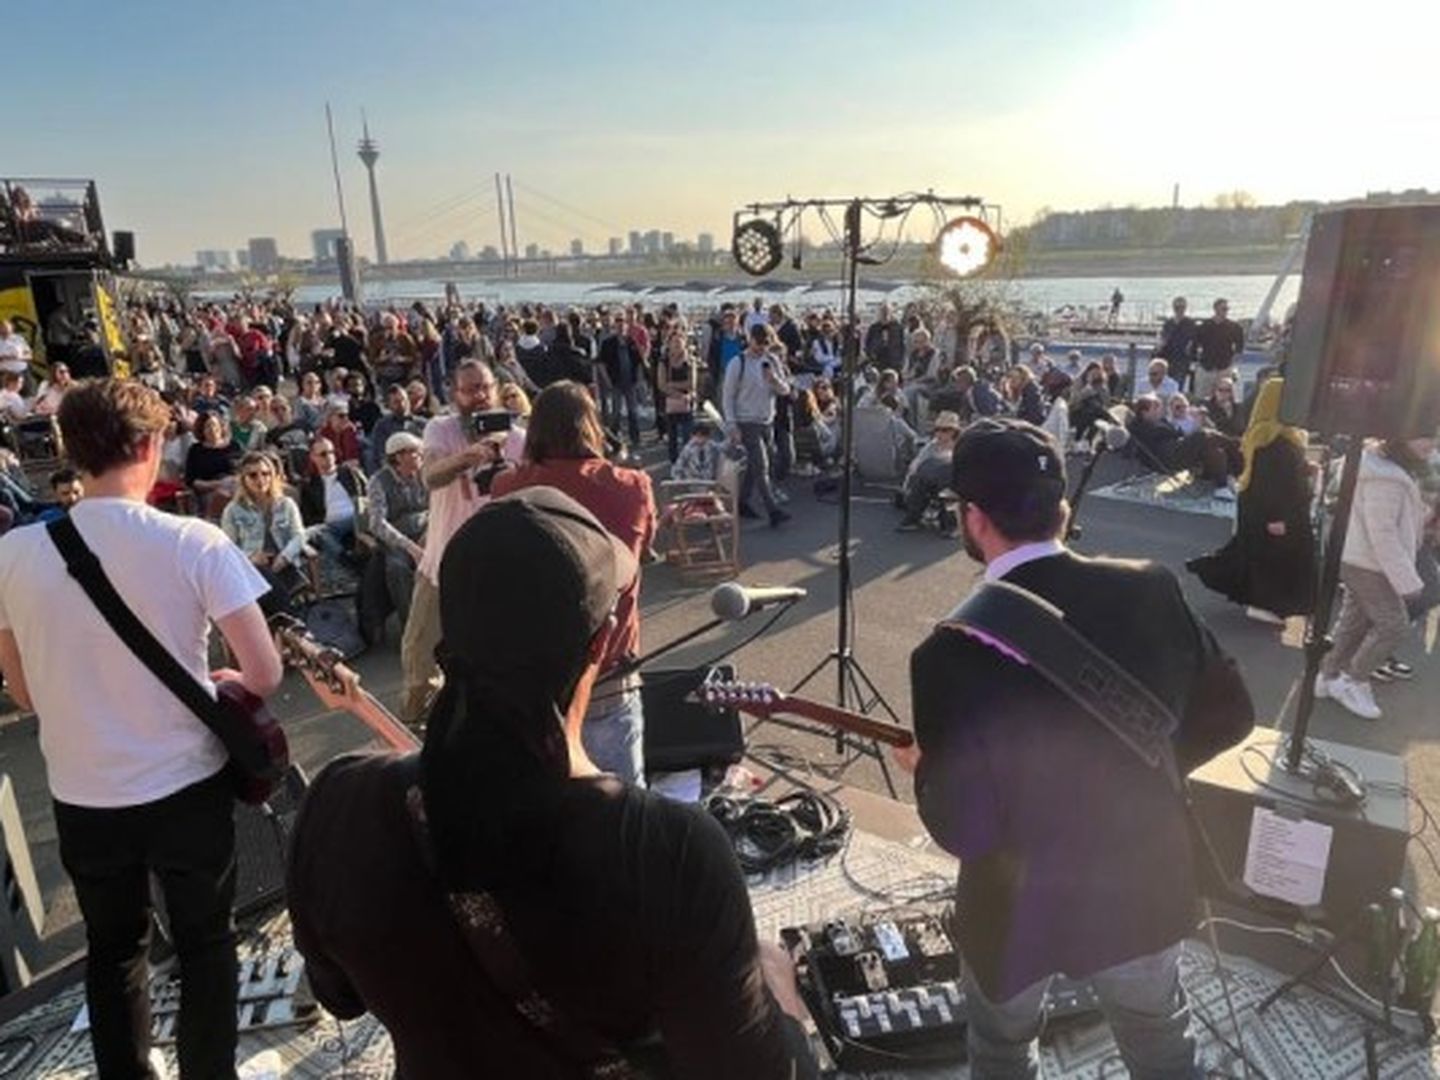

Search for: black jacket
xmin=911 ymin=551 xmax=1253 ymax=999
xmin=299 ymin=463 xmax=367 ymax=527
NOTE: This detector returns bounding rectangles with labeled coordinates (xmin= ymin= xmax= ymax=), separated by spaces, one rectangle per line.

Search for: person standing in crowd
xmin=366 ymin=432 xmax=429 ymax=631
xmin=0 ymin=379 xmax=283 ymax=1079
xmin=658 ymin=327 xmax=699 ymax=464
xmin=400 ymin=359 xmax=525 ymax=726
xmin=705 ymin=307 xmax=746 ymax=399
xmin=1155 ymin=296 xmax=1198 ymax=392
xmin=1316 ymin=436 xmax=1436 ymax=720
xmin=1193 ymin=299 xmax=1245 ymax=401
xmin=286 ymin=487 xmax=816 ymax=1079
xmin=545 ymin=322 xmax=592 ymax=388
xmin=1187 ymin=379 xmax=1316 ymax=624
xmin=492 ymin=383 xmax=656 ymax=784
xmin=723 ymin=324 xmax=792 ymax=527
xmin=599 ymin=312 xmax=645 ymax=446
xmin=895 ymin=418 xmax=1254 ymax=1079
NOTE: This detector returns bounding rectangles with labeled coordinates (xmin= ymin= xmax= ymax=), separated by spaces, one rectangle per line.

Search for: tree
xmin=1212 ymin=189 xmax=1258 ymax=210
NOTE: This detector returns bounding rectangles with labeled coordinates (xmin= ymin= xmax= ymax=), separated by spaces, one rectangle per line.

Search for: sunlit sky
xmin=9 ymin=0 xmax=1436 ymax=266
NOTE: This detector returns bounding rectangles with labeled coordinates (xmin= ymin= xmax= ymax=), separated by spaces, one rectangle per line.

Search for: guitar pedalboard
xmin=781 ymin=914 xmax=1101 ymax=1071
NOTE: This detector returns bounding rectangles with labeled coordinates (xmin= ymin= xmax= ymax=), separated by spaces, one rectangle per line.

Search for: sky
xmin=9 ymin=0 xmax=1438 ymax=266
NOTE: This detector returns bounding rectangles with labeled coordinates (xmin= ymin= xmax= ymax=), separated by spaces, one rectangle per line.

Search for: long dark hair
xmin=523 ymin=381 xmax=606 ymax=464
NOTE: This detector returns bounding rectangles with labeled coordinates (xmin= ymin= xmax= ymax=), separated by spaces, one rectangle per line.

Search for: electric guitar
xmin=271 ymin=617 xmax=419 ymax=752
xmin=695 ymin=677 xmax=915 ymax=748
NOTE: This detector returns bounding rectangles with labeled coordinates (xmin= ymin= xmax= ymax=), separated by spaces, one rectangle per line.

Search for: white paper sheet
xmin=1242 ymin=806 xmax=1334 ymax=907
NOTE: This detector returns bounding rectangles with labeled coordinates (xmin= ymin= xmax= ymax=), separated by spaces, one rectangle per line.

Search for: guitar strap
xmin=401 ymin=773 xmax=641 ymax=1080
xmin=941 ymin=579 xmax=1244 ymax=896
xmin=940 ymin=579 xmax=1182 ymax=790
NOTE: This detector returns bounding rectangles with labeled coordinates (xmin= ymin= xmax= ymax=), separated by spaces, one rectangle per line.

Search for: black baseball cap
xmin=949 ymin=418 xmax=1066 ymax=516
xmin=439 ymin=487 xmax=638 ymax=681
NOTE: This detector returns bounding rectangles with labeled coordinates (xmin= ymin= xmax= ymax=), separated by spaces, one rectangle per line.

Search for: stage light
xmin=934 ymin=216 xmax=1000 ymax=277
xmin=732 ymin=218 xmax=784 ymax=276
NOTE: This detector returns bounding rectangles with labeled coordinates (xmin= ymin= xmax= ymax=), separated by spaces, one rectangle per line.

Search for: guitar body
xmin=215 ymin=679 xmax=291 ymax=805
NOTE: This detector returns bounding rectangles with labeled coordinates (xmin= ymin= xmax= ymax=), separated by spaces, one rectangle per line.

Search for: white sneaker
xmin=1247 ymin=606 xmax=1285 ymax=625
xmin=147 ymin=1048 xmax=171 ymax=1080
xmin=1314 ymin=672 xmax=1337 ymax=699
xmin=1331 ymin=675 xmax=1382 ymax=721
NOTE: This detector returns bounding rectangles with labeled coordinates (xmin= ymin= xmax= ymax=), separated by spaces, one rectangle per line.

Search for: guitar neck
xmin=747 ymin=695 xmax=914 ymax=748
xmin=348 ymin=689 xmax=421 ymax=752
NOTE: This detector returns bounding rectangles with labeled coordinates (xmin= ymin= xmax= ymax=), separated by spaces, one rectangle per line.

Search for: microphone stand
xmin=595 ymin=596 xmax=806 ymax=686
xmin=1065 ymin=435 xmax=1114 ymax=541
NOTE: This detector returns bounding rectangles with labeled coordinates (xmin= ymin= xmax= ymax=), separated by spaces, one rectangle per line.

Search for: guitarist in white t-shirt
xmin=0 ymin=379 xmax=283 ymax=1079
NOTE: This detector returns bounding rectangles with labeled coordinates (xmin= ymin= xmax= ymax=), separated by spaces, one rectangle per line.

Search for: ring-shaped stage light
xmin=732 ymin=218 xmax=784 ymax=276
xmin=934 ymin=216 xmax=1000 ymax=277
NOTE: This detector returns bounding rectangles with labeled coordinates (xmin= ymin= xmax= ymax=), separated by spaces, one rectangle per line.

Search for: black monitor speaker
xmin=1279 ymin=204 xmax=1440 ymax=437
xmin=111 ymin=230 xmax=136 ymax=266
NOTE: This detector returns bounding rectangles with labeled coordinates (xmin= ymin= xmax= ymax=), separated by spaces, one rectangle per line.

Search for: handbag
xmin=46 ymin=516 xmax=288 ymax=805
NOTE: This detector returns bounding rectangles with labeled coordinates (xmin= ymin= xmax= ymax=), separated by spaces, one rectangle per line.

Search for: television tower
xmin=357 ymin=111 xmax=389 ymax=266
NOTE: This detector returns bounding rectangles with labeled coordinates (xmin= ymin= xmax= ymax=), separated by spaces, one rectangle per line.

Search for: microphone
xmin=710 ymin=582 xmax=807 ymax=621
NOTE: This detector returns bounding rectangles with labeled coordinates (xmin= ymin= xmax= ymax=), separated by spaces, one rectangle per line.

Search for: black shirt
xmin=183 ymin=442 xmax=237 ymax=485
xmin=1157 ymin=315 xmax=1198 ymax=377
xmin=1194 ymin=317 xmax=1245 ymax=372
xmin=287 ymin=753 xmax=813 ymax=1080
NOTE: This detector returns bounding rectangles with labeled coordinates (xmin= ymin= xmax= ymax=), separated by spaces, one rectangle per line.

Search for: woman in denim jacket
xmin=221 ymin=450 xmax=308 ymax=614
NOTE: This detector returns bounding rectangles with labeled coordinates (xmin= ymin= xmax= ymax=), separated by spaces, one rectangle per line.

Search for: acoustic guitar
xmin=695 ymin=678 xmax=915 ymax=748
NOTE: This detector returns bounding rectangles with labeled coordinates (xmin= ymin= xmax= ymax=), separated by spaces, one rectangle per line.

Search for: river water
xmin=274 ymin=272 xmax=1299 ymax=326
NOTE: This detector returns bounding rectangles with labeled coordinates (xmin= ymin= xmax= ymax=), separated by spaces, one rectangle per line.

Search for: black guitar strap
xmin=940 ymin=579 xmax=1183 ymax=790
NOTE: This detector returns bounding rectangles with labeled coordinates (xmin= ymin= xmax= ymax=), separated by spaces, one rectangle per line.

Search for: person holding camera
xmin=722 ymin=323 xmax=791 ymax=527
xmin=400 ymin=359 xmax=525 ymax=727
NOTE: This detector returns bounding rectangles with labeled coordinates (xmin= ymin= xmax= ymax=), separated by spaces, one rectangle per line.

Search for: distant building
xmin=570 ymin=238 xmax=584 ymax=256
xmin=311 ymin=228 xmax=345 ymax=263
xmin=525 ymin=242 xmax=540 ymax=260
xmin=608 ymin=237 xmax=622 ymax=256
xmin=697 ymin=232 xmax=715 ymax=254
xmin=661 ymin=231 xmax=675 ymax=253
xmin=449 ymin=240 xmax=471 ymax=261
xmin=236 ymin=249 xmax=250 ymax=268
xmin=196 ymin=249 xmax=233 ymax=271
xmin=480 ymin=245 xmax=500 ymax=260
xmin=643 ymin=229 xmax=661 ymax=255
xmin=628 ymin=230 xmax=642 ymax=255
xmin=247 ymin=237 xmax=280 ymax=274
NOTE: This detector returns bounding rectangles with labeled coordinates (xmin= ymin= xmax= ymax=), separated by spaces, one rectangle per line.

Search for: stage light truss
xmin=730 ymin=193 xmax=1003 ymax=278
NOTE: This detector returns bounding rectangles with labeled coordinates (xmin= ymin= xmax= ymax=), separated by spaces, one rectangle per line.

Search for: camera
xmin=469 ymin=410 xmax=513 ymax=437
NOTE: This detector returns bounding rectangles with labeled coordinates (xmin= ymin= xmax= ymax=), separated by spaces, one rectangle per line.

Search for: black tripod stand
xmin=728 ymin=193 xmax=1000 ymax=798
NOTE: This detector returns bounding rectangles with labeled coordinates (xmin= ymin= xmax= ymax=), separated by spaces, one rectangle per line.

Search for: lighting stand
xmin=727 ymin=193 xmax=1001 ymax=798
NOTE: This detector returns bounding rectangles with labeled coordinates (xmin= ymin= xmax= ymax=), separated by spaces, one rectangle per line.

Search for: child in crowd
xmin=671 ymin=419 xmax=724 ymax=482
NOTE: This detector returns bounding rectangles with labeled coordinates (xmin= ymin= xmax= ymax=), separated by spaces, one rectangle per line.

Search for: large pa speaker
xmin=111 ymin=230 xmax=136 ymax=266
xmin=1279 ymin=204 xmax=1440 ymax=437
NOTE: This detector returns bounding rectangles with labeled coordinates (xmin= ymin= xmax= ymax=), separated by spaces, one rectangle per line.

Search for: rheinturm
xmin=357 ymin=114 xmax=388 ymax=266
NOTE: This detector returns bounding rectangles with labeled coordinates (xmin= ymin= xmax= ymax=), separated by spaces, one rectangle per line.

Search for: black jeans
xmin=54 ymin=769 xmax=238 ymax=1079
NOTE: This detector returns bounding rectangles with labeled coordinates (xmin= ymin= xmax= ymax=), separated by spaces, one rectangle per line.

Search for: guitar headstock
xmin=697 ymin=677 xmax=785 ymax=714
xmin=270 ymin=614 xmax=349 ymax=695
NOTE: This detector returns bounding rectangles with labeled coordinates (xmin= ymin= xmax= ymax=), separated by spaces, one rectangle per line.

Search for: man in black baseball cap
xmin=946 ymin=417 xmax=1068 ymax=565
xmin=287 ymin=486 xmax=818 ymax=1078
xmin=895 ymin=419 xmax=1254 ymax=1077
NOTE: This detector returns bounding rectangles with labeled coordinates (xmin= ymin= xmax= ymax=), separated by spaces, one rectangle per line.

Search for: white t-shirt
xmin=0 ymin=498 xmax=269 ymax=807
xmin=0 ymin=334 xmax=30 ymax=374
xmin=321 ymin=472 xmax=356 ymax=524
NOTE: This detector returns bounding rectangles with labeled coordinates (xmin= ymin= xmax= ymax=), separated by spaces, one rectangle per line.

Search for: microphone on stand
xmin=710 ymin=582 xmax=808 ymax=621
xmin=1089 ymin=417 xmax=1131 ymax=453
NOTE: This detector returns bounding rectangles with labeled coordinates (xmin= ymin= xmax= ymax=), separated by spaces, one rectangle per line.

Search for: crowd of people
xmin=0 ymin=283 xmax=1435 ymax=1077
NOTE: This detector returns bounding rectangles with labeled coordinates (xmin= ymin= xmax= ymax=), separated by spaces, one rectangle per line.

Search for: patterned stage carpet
xmin=1091 ymin=471 xmax=1239 ymax=521
xmin=3 ymin=829 xmax=1434 ymax=1078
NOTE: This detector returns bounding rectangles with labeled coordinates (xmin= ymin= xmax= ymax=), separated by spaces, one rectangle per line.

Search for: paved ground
xmin=3 ymin=450 xmax=1437 ymax=973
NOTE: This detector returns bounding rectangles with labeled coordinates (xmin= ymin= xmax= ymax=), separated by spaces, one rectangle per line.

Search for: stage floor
xmin=2 ymin=825 xmax=1434 ymax=1079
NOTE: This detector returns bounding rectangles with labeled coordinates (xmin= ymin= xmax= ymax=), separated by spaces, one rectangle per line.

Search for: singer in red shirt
xmin=492 ymin=380 xmax=656 ymax=784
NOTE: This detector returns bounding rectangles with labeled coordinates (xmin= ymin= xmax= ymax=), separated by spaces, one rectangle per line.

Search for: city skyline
xmin=8 ymin=0 xmax=1437 ymax=267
